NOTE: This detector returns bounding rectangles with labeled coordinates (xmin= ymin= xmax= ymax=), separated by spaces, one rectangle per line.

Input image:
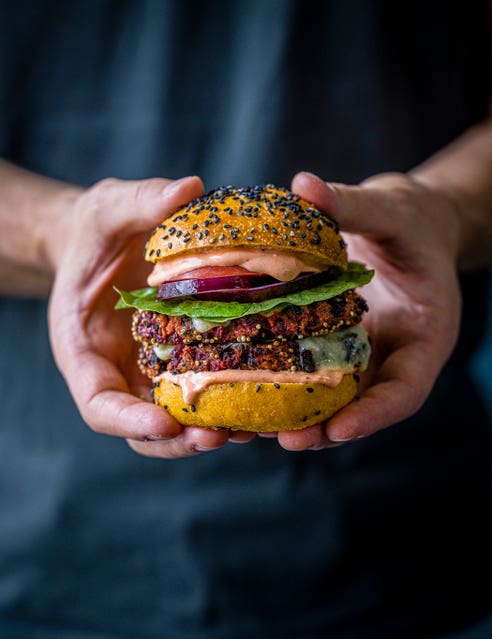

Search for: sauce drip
xmin=154 ymin=369 xmax=344 ymax=405
xmin=148 ymin=249 xmax=326 ymax=286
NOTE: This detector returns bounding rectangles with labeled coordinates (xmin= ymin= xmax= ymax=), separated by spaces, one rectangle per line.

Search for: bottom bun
xmin=152 ymin=375 xmax=358 ymax=432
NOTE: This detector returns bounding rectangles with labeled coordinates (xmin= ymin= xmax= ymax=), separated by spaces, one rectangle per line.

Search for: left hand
xmin=273 ymin=171 xmax=462 ymax=451
xmin=48 ymin=175 xmax=255 ymax=459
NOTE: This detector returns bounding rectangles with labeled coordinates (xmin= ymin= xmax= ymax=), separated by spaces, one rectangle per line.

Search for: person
xmin=1 ymin=1 xmax=491 ymax=638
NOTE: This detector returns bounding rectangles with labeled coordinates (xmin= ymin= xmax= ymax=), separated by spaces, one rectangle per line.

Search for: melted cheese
xmin=299 ymin=326 xmax=370 ymax=372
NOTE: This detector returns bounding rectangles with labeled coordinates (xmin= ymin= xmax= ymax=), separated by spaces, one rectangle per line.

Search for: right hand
xmin=48 ymin=176 xmax=255 ymax=459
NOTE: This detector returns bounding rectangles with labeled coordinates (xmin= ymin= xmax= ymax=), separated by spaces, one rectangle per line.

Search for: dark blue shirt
xmin=1 ymin=2 xmax=491 ymax=638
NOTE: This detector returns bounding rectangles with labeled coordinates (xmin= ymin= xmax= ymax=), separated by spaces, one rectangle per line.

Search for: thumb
xmin=91 ymin=175 xmax=205 ymax=237
xmin=291 ymin=171 xmax=393 ymax=236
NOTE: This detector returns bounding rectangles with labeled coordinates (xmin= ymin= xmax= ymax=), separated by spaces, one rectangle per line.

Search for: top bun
xmin=145 ymin=185 xmax=347 ymax=267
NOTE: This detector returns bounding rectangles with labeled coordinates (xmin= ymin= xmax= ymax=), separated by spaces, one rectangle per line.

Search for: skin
xmin=1 ymin=116 xmax=492 ymax=458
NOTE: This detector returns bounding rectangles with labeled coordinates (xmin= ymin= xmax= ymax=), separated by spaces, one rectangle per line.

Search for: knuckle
xmin=90 ymin=177 xmax=122 ymax=205
xmin=133 ymin=180 xmax=153 ymax=202
xmin=133 ymin=178 xmax=167 ymax=203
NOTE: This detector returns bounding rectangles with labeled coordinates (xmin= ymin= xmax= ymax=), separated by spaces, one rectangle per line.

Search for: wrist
xmin=409 ymin=170 xmax=486 ymax=271
xmin=39 ymin=183 xmax=84 ymax=273
xmin=409 ymin=119 xmax=492 ymax=271
xmin=407 ymin=171 xmax=463 ymax=265
xmin=0 ymin=159 xmax=84 ymax=296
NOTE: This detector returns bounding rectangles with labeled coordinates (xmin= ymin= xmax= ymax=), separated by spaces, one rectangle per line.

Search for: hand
xmin=274 ymin=171 xmax=462 ymax=451
xmin=48 ymin=176 xmax=254 ymax=459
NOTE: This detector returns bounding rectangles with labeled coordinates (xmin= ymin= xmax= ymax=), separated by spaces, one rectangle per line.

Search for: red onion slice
xmin=157 ymin=275 xmax=273 ymax=300
xmin=157 ymin=271 xmax=334 ymax=303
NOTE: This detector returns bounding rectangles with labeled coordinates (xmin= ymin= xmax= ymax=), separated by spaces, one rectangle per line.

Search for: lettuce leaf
xmin=115 ymin=262 xmax=373 ymax=323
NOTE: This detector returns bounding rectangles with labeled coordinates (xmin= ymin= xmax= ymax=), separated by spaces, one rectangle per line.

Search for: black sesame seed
xmin=274 ymin=383 xmax=280 ymax=389
xmin=190 ymin=405 xmax=196 ymax=412
xmin=183 ymin=237 xmax=191 ymax=243
xmin=306 ymin=387 xmax=314 ymax=393
xmin=156 ymin=249 xmax=161 ymax=257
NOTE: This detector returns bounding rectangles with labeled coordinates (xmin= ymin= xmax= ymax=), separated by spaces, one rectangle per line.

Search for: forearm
xmin=410 ymin=115 xmax=492 ymax=270
xmin=0 ymin=159 xmax=81 ymax=296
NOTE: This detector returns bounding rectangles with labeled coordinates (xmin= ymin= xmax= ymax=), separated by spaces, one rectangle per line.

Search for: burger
xmin=116 ymin=185 xmax=373 ymax=431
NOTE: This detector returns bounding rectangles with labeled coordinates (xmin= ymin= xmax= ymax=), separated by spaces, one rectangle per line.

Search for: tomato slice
xmin=170 ymin=266 xmax=266 ymax=281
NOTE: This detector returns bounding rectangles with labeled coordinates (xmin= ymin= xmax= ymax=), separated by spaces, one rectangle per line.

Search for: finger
xmin=90 ymin=175 xmax=205 ymax=237
xmin=127 ymin=426 xmax=230 ymax=459
xmin=277 ymin=423 xmax=323 ymax=451
xmin=277 ymin=423 xmax=343 ymax=451
xmin=228 ymin=431 xmax=256 ymax=443
xmin=325 ymin=338 xmax=437 ymax=441
xmin=65 ymin=347 xmax=182 ymax=441
xmin=291 ymin=171 xmax=406 ymax=237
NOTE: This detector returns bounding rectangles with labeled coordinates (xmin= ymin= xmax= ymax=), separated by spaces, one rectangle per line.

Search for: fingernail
xmin=326 ymin=434 xmax=355 ymax=443
xmin=192 ymin=444 xmax=216 ymax=453
xmin=300 ymin=170 xmax=324 ymax=183
xmin=144 ymin=434 xmax=172 ymax=441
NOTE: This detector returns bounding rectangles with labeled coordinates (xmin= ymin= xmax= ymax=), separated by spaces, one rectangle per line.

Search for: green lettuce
xmin=115 ymin=262 xmax=373 ymax=323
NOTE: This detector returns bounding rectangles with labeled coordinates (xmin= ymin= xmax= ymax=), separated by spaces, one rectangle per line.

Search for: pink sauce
xmin=147 ymin=249 xmax=324 ymax=286
xmin=154 ymin=369 xmax=345 ymax=405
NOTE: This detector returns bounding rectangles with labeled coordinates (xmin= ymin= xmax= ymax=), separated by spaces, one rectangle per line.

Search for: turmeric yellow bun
xmin=153 ymin=375 xmax=358 ymax=432
xmin=145 ymin=184 xmax=347 ymax=268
